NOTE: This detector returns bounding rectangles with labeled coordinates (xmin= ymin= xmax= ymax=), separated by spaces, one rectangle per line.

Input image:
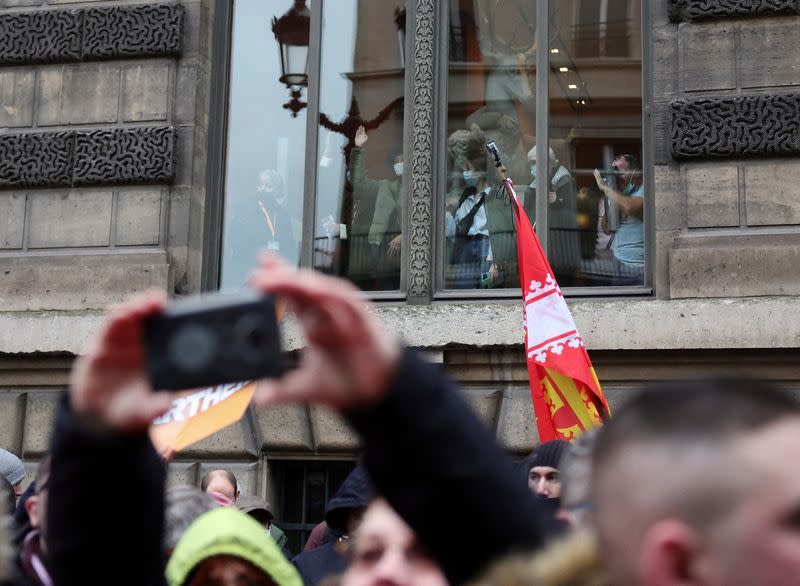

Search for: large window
xmin=442 ymin=0 xmax=646 ymax=292
xmin=218 ymin=0 xmax=648 ymax=295
xmin=220 ymin=0 xmax=407 ymax=292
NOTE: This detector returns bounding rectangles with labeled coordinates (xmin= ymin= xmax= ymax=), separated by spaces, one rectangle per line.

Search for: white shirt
xmin=446 ymin=187 xmax=491 ymax=238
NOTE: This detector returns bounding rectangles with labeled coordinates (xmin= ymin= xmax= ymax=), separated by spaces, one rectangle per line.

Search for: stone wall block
xmin=115 ymin=187 xmax=163 ymax=246
xmin=740 ymin=20 xmax=800 ymax=88
xmin=685 ymin=163 xmax=740 ymax=227
xmin=182 ymin=1 xmax=200 ymax=54
xmin=180 ymin=419 xmax=258 ymax=460
xmin=670 ymin=243 xmax=800 ymax=298
xmin=0 ymin=393 xmax=24 ymax=455
xmin=654 ymin=164 xmax=683 ymax=230
xmin=167 ymin=462 xmax=198 ymax=487
xmin=462 ymin=388 xmax=501 ymax=428
xmin=36 ymin=66 xmax=63 ymax=126
xmin=27 ymin=190 xmax=112 ymax=248
xmin=0 ymin=69 xmax=35 ymax=127
xmin=255 ymin=403 xmax=313 ymax=452
xmin=122 ymin=63 xmax=171 ymax=122
xmin=744 ymin=160 xmax=800 ymax=225
xmin=677 ymin=22 xmax=735 ymax=91
xmin=22 ymin=392 xmax=59 ymax=458
xmin=198 ymin=462 xmax=259 ymax=495
xmin=309 ymin=406 xmax=360 ymax=452
xmin=0 ymin=251 xmax=170 ymax=310
xmin=0 ymin=192 xmax=25 ymax=249
xmin=174 ymin=126 xmax=194 ymax=186
xmin=59 ymin=64 xmax=120 ymax=124
xmin=654 ymin=229 xmax=680 ymax=300
xmin=495 ymin=388 xmax=538 ymax=454
xmin=174 ymin=63 xmax=198 ymax=124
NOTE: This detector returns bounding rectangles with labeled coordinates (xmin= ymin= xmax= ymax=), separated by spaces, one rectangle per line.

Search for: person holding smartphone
xmin=593 ymin=154 xmax=644 ymax=286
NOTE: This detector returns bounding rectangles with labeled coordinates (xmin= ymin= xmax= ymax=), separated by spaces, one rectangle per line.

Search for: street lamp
xmin=272 ymin=0 xmax=311 ymax=117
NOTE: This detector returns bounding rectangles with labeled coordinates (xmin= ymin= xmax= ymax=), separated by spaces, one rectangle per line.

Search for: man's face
xmin=528 ymin=465 xmax=561 ymax=498
xmin=343 ymin=499 xmax=447 ymax=586
xmin=706 ymin=418 xmax=800 ymax=586
xmin=611 ymin=156 xmax=633 ymax=189
xmin=205 ymin=473 xmax=237 ymax=502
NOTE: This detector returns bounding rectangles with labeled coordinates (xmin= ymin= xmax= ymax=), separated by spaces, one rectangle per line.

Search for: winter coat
xmin=292 ymin=466 xmax=371 ymax=586
xmin=166 ymin=507 xmax=302 ymax=586
xmin=467 ymin=529 xmax=609 ymax=586
xmin=346 ymin=349 xmax=562 ymax=585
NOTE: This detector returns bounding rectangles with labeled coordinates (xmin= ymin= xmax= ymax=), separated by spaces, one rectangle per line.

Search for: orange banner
xmin=149 ymin=381 xmax=256 ymax=455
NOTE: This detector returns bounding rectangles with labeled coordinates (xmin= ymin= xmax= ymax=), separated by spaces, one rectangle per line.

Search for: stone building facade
xmin=1 ymin=0 xmax=799 ymax=552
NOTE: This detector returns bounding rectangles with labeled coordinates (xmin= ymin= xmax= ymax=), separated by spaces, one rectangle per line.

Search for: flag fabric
xmin=505 ymin=178 xmax=610 ymax=442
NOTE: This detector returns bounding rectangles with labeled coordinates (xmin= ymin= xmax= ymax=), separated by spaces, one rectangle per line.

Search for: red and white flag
xmin=506 ymin=179 xmax=610 ymax=442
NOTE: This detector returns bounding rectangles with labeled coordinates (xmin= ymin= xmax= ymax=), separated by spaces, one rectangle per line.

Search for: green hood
xmin=166 ymin=507 xmax=302 ymax=586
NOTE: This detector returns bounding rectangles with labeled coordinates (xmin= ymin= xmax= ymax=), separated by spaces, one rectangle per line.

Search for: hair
xmin=447 ymin=124 xmax=488 ymax=173
xmin=200 ymin=470 xmax=238 ymax=495
xmin=164 ymin=486 xmax=219 ymax=553
xmin=559 ymin=428 xmax=600 ymax=513
xmin=593 ymin=378 xmax=799 ymax=475
xmin=591 ymin=378 xmax=800 ymax=581
xmin=614 ymin=153 xmax=640 ymax=171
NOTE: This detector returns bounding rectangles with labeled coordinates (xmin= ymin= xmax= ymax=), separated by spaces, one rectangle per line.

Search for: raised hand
xmin=355 ymin=125 xmax=368 ymax=148
xmin=69 ymin=291 xmax=173 ymax=433
xmin=248 ymin=254 xmax=401 ymax=411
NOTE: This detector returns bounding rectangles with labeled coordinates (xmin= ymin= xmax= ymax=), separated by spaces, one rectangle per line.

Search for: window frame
xmin=428 ymin=0 xmax=654 ymax=300
xmin=206 ymin=0 xmax=654 ymax=299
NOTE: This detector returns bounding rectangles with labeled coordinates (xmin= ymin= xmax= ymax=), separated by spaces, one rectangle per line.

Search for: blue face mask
xmin=463 ymin=169 xmax=479 ymax=187
xmin=622 ymin=177 xmax=635 ymax=195
xmin=530 ymin=164 xmax=537 ymax=179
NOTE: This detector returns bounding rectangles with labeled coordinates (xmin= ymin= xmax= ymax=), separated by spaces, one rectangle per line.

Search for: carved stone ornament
xmin=0 ymin=2 xmax=183 ymax=66
xmin=409 ymin=0 xmax=435 ymax=301
xmin=0 ymin=127 xmax=176 ymax=189
xmin=668 ymin=0 xmax=799 ymax=22
xmin=73 ymin=127 xmax=176 ymax=186
xmin=672 ymin=93 xmax=800 ymax=160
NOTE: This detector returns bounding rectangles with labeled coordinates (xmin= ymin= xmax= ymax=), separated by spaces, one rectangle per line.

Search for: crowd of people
xmin=1 ymin=255 xmax=798 ymax=586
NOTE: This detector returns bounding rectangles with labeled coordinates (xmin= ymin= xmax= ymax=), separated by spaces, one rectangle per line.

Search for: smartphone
xmin=144 ymin=291 xmax=284 ymax=391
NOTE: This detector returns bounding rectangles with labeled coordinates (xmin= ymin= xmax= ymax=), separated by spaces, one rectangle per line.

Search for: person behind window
xmin=445 ymin=125 xmax=494 ymax=289
xmin=348 ymin=125 xmax=403 ymax=290
xmin=255 ymin=169 xmax=301 ymax=266
xmin=524 ymin=146 xmax=581 ymax=286
xmin=593 ymin=154 xmax=644 ymax=286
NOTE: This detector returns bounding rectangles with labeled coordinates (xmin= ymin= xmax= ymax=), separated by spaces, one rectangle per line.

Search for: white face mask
xmin=393 ymin=162 xmax=404 ymax=177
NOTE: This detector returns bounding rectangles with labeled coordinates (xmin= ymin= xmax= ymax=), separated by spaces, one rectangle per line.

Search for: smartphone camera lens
xmin=169 ymin=323 xmax=218 ymax=373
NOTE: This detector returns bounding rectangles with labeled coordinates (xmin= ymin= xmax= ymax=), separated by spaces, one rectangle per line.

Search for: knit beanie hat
xmin=0 ymin=449 xmax=25 ymax=486
xmin=526 ymin=440 xmax=568 ymax=471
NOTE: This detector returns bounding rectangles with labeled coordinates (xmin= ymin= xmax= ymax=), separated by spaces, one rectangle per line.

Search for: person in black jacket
xmin=52 ymin=257 xmax=555 ymax=586
xmin=291 ymin=466 xmax=371 ymax=585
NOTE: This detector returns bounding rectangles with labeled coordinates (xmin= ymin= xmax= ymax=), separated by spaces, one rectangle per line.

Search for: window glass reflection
xmin=549 ymin=0 xmax=644 ymax=286
xmin=445 ymin=0 xmax=537 ymax=290
xmin=221 ymin=0 xmax=310 ymax=290
xmin=312 ymin=0 xmax=406 ymax=291
xmin=445 ymin=0 xmax=644 ymax=290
